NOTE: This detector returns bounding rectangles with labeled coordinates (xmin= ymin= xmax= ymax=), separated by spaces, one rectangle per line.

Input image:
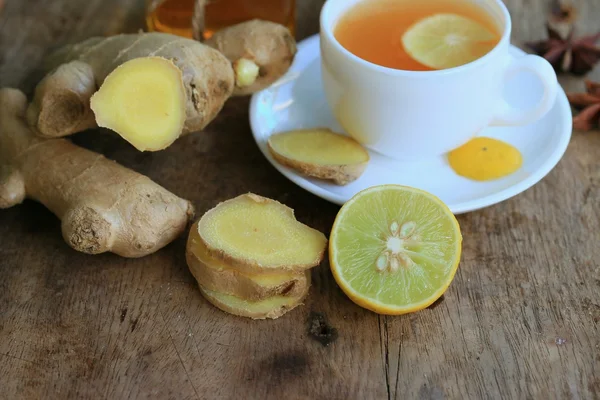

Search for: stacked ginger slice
xmin=186 ymin=194 xmax=328 ymax=319
xmin=186 ymin=194 xmax=327 ymax=319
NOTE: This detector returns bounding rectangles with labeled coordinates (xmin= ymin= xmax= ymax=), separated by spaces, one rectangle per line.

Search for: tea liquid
xmin=334 ymin=0 xmax=501 ymax=71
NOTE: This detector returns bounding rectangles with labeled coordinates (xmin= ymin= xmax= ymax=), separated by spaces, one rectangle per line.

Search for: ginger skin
xmin=26 ymin=61 xmax=97 ymax=139
xmin=27 ymin=20 xmax=296 ymax=148
xmin=0 ymin=88 xmax=194 ymax=258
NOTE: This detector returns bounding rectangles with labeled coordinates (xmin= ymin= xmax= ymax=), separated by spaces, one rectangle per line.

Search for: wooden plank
xmin=0 ymin=0 xmax=599 ymax=399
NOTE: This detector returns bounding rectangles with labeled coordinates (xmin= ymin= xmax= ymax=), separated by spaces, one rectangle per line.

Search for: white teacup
xmin=319 ymin=0 xmax=558 ymax=160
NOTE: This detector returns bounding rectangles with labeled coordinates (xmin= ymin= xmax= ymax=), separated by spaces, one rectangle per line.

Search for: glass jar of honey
xmin=146 ymin=0 xmax=296 ymax=40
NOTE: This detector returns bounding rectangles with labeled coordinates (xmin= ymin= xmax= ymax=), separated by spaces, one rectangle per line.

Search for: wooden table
xmin=1 ymin=1 xmax=599 ymax=398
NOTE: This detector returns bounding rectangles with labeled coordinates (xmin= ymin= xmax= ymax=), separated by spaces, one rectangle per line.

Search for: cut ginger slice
xmin=197 ymin=193 xmax=327 ymax=274
xmin=199 ymin=282 xmax=309 ymax=320
xmin=186 ymin=221 xmax=309 ymax=300
xmin=267 ymin=128 xmax=369 ymax=185
xmin=90 ymin=57 xmax=186 ymax=152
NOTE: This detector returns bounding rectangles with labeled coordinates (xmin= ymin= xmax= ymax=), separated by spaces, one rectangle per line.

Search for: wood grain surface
xmin=1 ymin=0 xmax=599 ymax=399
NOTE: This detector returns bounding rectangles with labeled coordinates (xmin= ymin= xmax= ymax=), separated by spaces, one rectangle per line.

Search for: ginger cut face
xmin=90 ymin=57 xmax=187 ymax=151
xmin=268 ymin=128 xmax=370 ymax=185
xmin=197 ymin=193 xmax=327 ymax=273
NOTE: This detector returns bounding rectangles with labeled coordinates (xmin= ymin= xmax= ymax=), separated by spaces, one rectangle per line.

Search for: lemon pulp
xmin=329 ymin=185 xmax=462 ymax=315
xmin=401 ymin=13 xmax=500 ymax=69
xmin=448 ymin=137 xmax=523 ymax=181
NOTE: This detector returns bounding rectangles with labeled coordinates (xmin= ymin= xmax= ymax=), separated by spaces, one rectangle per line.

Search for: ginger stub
xmin=268 ymin=128 xmax=370 ymax=185
xmin=187 ymin=222 xmax=310 ymax=300
xmin=196 ymin=193 xmax=328 ymax=274
xmin=205 ymin=19 xmax=297 ymax=96
xmin=0 ymin=88 xmax=194 ymax=258
xmin=27 ymin=20 xmax=296 ymax=151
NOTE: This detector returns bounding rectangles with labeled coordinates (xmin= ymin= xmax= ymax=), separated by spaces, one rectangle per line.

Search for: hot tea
xmin=334 ymin=0 xmax=502 ymax=71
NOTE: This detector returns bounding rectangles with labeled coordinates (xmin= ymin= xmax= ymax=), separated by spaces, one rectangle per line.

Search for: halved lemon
xmin=329 ymin=185 xmax=462 ymax=315
xmin=401 ymin=13 xmax=499 ymax=70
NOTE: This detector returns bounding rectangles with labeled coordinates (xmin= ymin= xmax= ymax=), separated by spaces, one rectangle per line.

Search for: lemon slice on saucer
xmin=329 ymin=185 xmax=462 ymax=315
xmin=402 ymin=13 xmax=499 ymax=70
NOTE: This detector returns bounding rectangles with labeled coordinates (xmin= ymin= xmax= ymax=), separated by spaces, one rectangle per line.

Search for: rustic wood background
xmin=1 ymin=0 xmax=599 ymax=399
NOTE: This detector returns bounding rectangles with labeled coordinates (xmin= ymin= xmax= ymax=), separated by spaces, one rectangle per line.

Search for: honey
xmin=146 ymin=0 xmax=296 ymax=40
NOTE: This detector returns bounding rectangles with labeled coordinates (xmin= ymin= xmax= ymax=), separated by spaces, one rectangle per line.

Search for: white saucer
xmin=249 ymin=34 xmax=572 ymax=214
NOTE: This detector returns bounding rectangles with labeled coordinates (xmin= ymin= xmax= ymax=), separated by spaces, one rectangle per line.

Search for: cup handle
xmin=491 ymin=54 xmax=558 ymax=126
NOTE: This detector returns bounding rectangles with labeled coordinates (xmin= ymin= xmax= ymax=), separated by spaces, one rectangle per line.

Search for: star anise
xmin=567 ymin=80 xmax=600 ymax=131
xmin=526 ymin=26 xmax=600 ymax=75
xmin=548 ymin=2 xmax=577 ymax=25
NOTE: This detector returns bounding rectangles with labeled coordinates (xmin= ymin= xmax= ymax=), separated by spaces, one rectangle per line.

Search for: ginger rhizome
xmin=0 ymin=88 xmax=194 ymax=258
xmin=268 ymin=128 xmax=370 ymax=185
xmin=186 ymin=193 xmax=327 ymax=319
xmin=27 ymin=20 xmax=296 ymax=151
xmin=27 ymin=32 xmax=234 ymax=150
xmin=205 ymin=19 xmax=297 ymax=96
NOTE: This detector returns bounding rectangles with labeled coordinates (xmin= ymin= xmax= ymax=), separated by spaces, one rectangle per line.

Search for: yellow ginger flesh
xmin=190 ymin=231 xmax=301 ymax=286
xmin=90 ymin=57 xmax=187 ymax=151
xmin=201 ymin=286 xmax=303 ymax=313
xmin=269 ymin=129 xmax=369 ymax=165
xmin=199 ymin=194 xmax=327 ymax=270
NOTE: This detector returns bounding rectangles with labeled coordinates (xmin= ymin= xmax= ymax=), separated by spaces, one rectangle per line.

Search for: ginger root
xmin=205 ymin=19 xmax=297 ymax=96
xmin=27 ymin=32 xmax=234 ymax=149
xmin=186 ymin=193 xmax=326 ymax=319
xmin=187 ymin=221 xmax=309 ymax=301
xmin=196 ymin=193 xmax=327 ymax=274
xmin=268 ymin=128 xmax=370 ymax=185
xmin=27 ymin=21 xmax=296 ymax=150
xmin=0 ymin=88 xmax=194 ymax=258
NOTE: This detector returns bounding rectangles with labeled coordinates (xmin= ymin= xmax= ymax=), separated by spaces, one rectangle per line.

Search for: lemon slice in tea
xmin=401 ymin=13 xmax=499 ymax=70
xmin=329 ymin=185 xmax=462 ymax=315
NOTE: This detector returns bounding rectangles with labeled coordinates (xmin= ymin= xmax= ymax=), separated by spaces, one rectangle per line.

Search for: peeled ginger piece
xmin=188 ymin=193 xmax=324 ymax=319
xmin=198 ymin=193 xmax=327 ymax=274
xmin=268 ymin=128 xmax=370 ymax=185
xmin=186 ymin=221 xmax=310 ymax=300
xmin=90 ymin=57 xmax=187 ymax=152
xmin=199 ymin=281 xmax=309 ymax=320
